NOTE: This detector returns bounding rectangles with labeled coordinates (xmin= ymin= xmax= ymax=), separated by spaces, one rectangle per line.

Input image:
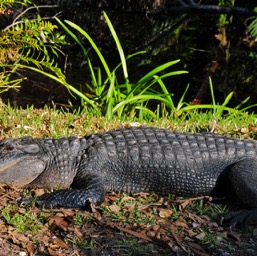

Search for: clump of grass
xmin=1 ymin=205 xmax=45 ymax=234
xmin=115 ymin=238 xmax=161 ymax=255
xmin=17 ymin=12 xmax=188 ymax=119
xmin=66 ymin=237 xmax=94 ymax=250
xmin=101 ymin=194 xmax=158 ymax=225
xmin=1 ymin=99 xmax=257 ymax=140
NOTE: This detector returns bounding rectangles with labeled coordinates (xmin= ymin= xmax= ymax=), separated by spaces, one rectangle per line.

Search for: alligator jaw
xmin=0 ymin=158 xmax=45 ymax=187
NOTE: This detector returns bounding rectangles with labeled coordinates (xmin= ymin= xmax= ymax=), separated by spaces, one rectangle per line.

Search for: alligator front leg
xmin=34 ymin=174 xmax=106 ymax=209
xmin=222 ymin=159 xmax=257 ymax=228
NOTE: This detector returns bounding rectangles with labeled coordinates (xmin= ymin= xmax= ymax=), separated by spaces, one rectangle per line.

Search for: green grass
xmin=66 ymin=237 xmax=94 ymax=250
xmin=1 ymin=99 xmax=257 ymax=140
xmin=1 ymin=205 xmax=45 ymax=235
xmin=5 ymin=11 xmax=257 ymax=122
xmin=114 ymin=238 xmax=165 ymax=256
xmin=101 ymin=194 xmax=158 ymax=225
xmin=15 ymin=13 xmax=188 ymax=119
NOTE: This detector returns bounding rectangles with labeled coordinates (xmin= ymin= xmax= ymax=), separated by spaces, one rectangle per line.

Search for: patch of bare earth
xmin=0 ymin=186 xmax=256 ymax=256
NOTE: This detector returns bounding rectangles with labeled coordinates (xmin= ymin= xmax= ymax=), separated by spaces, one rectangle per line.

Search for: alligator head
xmin=0 ymin=137 xmax=46 ymax=187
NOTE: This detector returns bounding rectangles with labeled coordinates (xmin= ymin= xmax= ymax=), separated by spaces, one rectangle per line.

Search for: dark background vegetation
xmin=2 ymin=0 xmax=257 ymax=109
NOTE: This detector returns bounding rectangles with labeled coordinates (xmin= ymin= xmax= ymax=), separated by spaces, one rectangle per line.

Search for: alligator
xmin=0 ymin=126 xmax=257 ymax=227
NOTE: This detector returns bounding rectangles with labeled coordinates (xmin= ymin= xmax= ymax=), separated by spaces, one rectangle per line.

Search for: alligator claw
xmin=20 ymin=196 xmax=35 ymax=207
xmin=221 ymin=209 xmax=257 ymax=229
xmin=19 ymin=194 xmax=62 ymax=209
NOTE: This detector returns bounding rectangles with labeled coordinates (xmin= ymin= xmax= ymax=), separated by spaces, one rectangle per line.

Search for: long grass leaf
xmin=137 ymin=60 xmax=181 ymax=85
xmin=234 ymin=97 xmax=250 ymax=110
xmin=158 ymin=70 xmax=188 ymax=79
xmin=176 ymin=84 xmax=190 ymax=110
xmin=103 ymin=12 xmax=128 ymax=82
xmin=106 ymin=74 xmax=116 ymax=119
xmin=64 ymin=19 xmax=112 ymax=82
xmin=55 ymin=18 xmax=98 ymax=87
xmin=111 ymin=51 xmax=146 ymax=77
xmin=221 ymin=92 xmax=234 ymax=107
xmin=113 ymin=94 xmax=171 ymax=113
xmin=209 ymin=77 xmax=216 ymax=106
xmin=18 ymin=64 xmax=99 ymax=111
xmin=135 ymin=106 xmax=157 ymax=119
xmin=153 ymin=75 xmax=175 ymax=110
xmin=175 ymin=104 xmax=243 ymax=117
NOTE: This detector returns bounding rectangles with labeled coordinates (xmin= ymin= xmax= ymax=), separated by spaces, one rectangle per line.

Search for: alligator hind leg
xmin=222 ymin=158 xmax=257 ymax=228
xmin=33 ymin=174 xmax=106 ymax=209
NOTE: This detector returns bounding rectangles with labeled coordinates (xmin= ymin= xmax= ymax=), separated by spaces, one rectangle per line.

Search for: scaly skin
xmin=1 ymin=127 xmax=257 ymax=227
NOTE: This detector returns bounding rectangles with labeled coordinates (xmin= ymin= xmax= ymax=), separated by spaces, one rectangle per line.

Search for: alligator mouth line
xmin=0 ymin=158 xmax=45 ymax=187
xmin=0 ymin=160 xmax=22 ymax=173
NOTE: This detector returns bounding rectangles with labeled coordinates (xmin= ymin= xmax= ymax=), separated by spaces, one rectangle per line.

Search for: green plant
xmin=19 ymin=12 xmax=187 ymax=118
xmin=60 ymin=13 xmax=188 ymax=119
xmin=247 ymin=7 xmax=257 ymax=38
xmin=0 ymin=0 xmax=66 ymax=92
xmin=29 ymin=13 xmax=257 ymax=119
xmin=115 ymin=238 xmax=159 ymax=256
xmin=66 ymin=237 xmax=94 ymax=250
xmin=1 ymin=205 xmax=44 ymax=234
xmin=171 ymin=77 xmax=257 ymax=118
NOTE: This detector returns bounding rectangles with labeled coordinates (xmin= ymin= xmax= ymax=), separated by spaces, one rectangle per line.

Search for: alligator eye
xmin=3 ymin=145 xmax=14 ymax=151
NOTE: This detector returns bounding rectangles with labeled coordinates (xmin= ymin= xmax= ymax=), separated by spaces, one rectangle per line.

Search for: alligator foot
xmin=21 ymin=187 xmax=105 ymax=210
xmin=221 ymin=209 xmax=257 ymax=229
xmin=36 ymin=189 xmax=105 ymax=209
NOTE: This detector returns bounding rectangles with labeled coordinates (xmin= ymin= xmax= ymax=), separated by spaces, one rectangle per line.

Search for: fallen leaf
xmin=187 ymin=242 xmax=210 ymax=256
xmin=61 ymin=209 xmax=75 ymax=217
xmin=109 ymin=204 xmax=120 ymax=213
xmin=124 ymin=203 xmax=135 ymax=212
xmin=146 ymin=230 xmax=156 ymax=237
xmin=48 ymin=248 xmax=62 ymax=256
xmin=174 ymin=219 xmax=188 ymax=228
xmin=116 ymin=226 xmax=153 ymax=242
xmin=152 ymin=225 xmax=160 ymax=231
xmin=179 ymin=199 xmax=192 ymax=210
xmin=48 ymin=216 xmax=69 ymax=231
xmin=26 ymin=241 xmax=34 ymax=254
xmin=187 ymin=229 xmax=198 ymax=237
xmin=195 ymin=232 xmax=206 ymax=240
xmin=52 ymin=237 xmax=68 ymax=249
xmin=159 ymin=209 xmax=173 ymax=218
xmin=226 ymin=231 xmax=241 ymax=241
xmin=31 ymin=188 xmax=45 ymax=197
xmin=41 ymin=235 xmax=50 ymax=246
xmin=74 ymin=227 xmax=83 ymax=240
xmin=11 ymin=232 xmax=30 ymax=244
xmin=121 ymin=195 xmax=135 ymax=203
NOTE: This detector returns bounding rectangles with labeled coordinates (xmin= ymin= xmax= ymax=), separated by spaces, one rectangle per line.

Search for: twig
xmin=12 ymin=5 xmax=58 ymax=24
xmin=4 ymin=13 xmax=61 ymax=31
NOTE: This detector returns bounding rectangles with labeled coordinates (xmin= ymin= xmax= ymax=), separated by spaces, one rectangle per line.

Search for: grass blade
xmin=103 ymin=12 xmax=128 ymax=82
xmin=64 ymin=19 xmax=112 ymax=82
xmin=137 ymin=60 xmax=181 ymax=85
xmin=55 ymin=18 xmax=98 ymax=87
